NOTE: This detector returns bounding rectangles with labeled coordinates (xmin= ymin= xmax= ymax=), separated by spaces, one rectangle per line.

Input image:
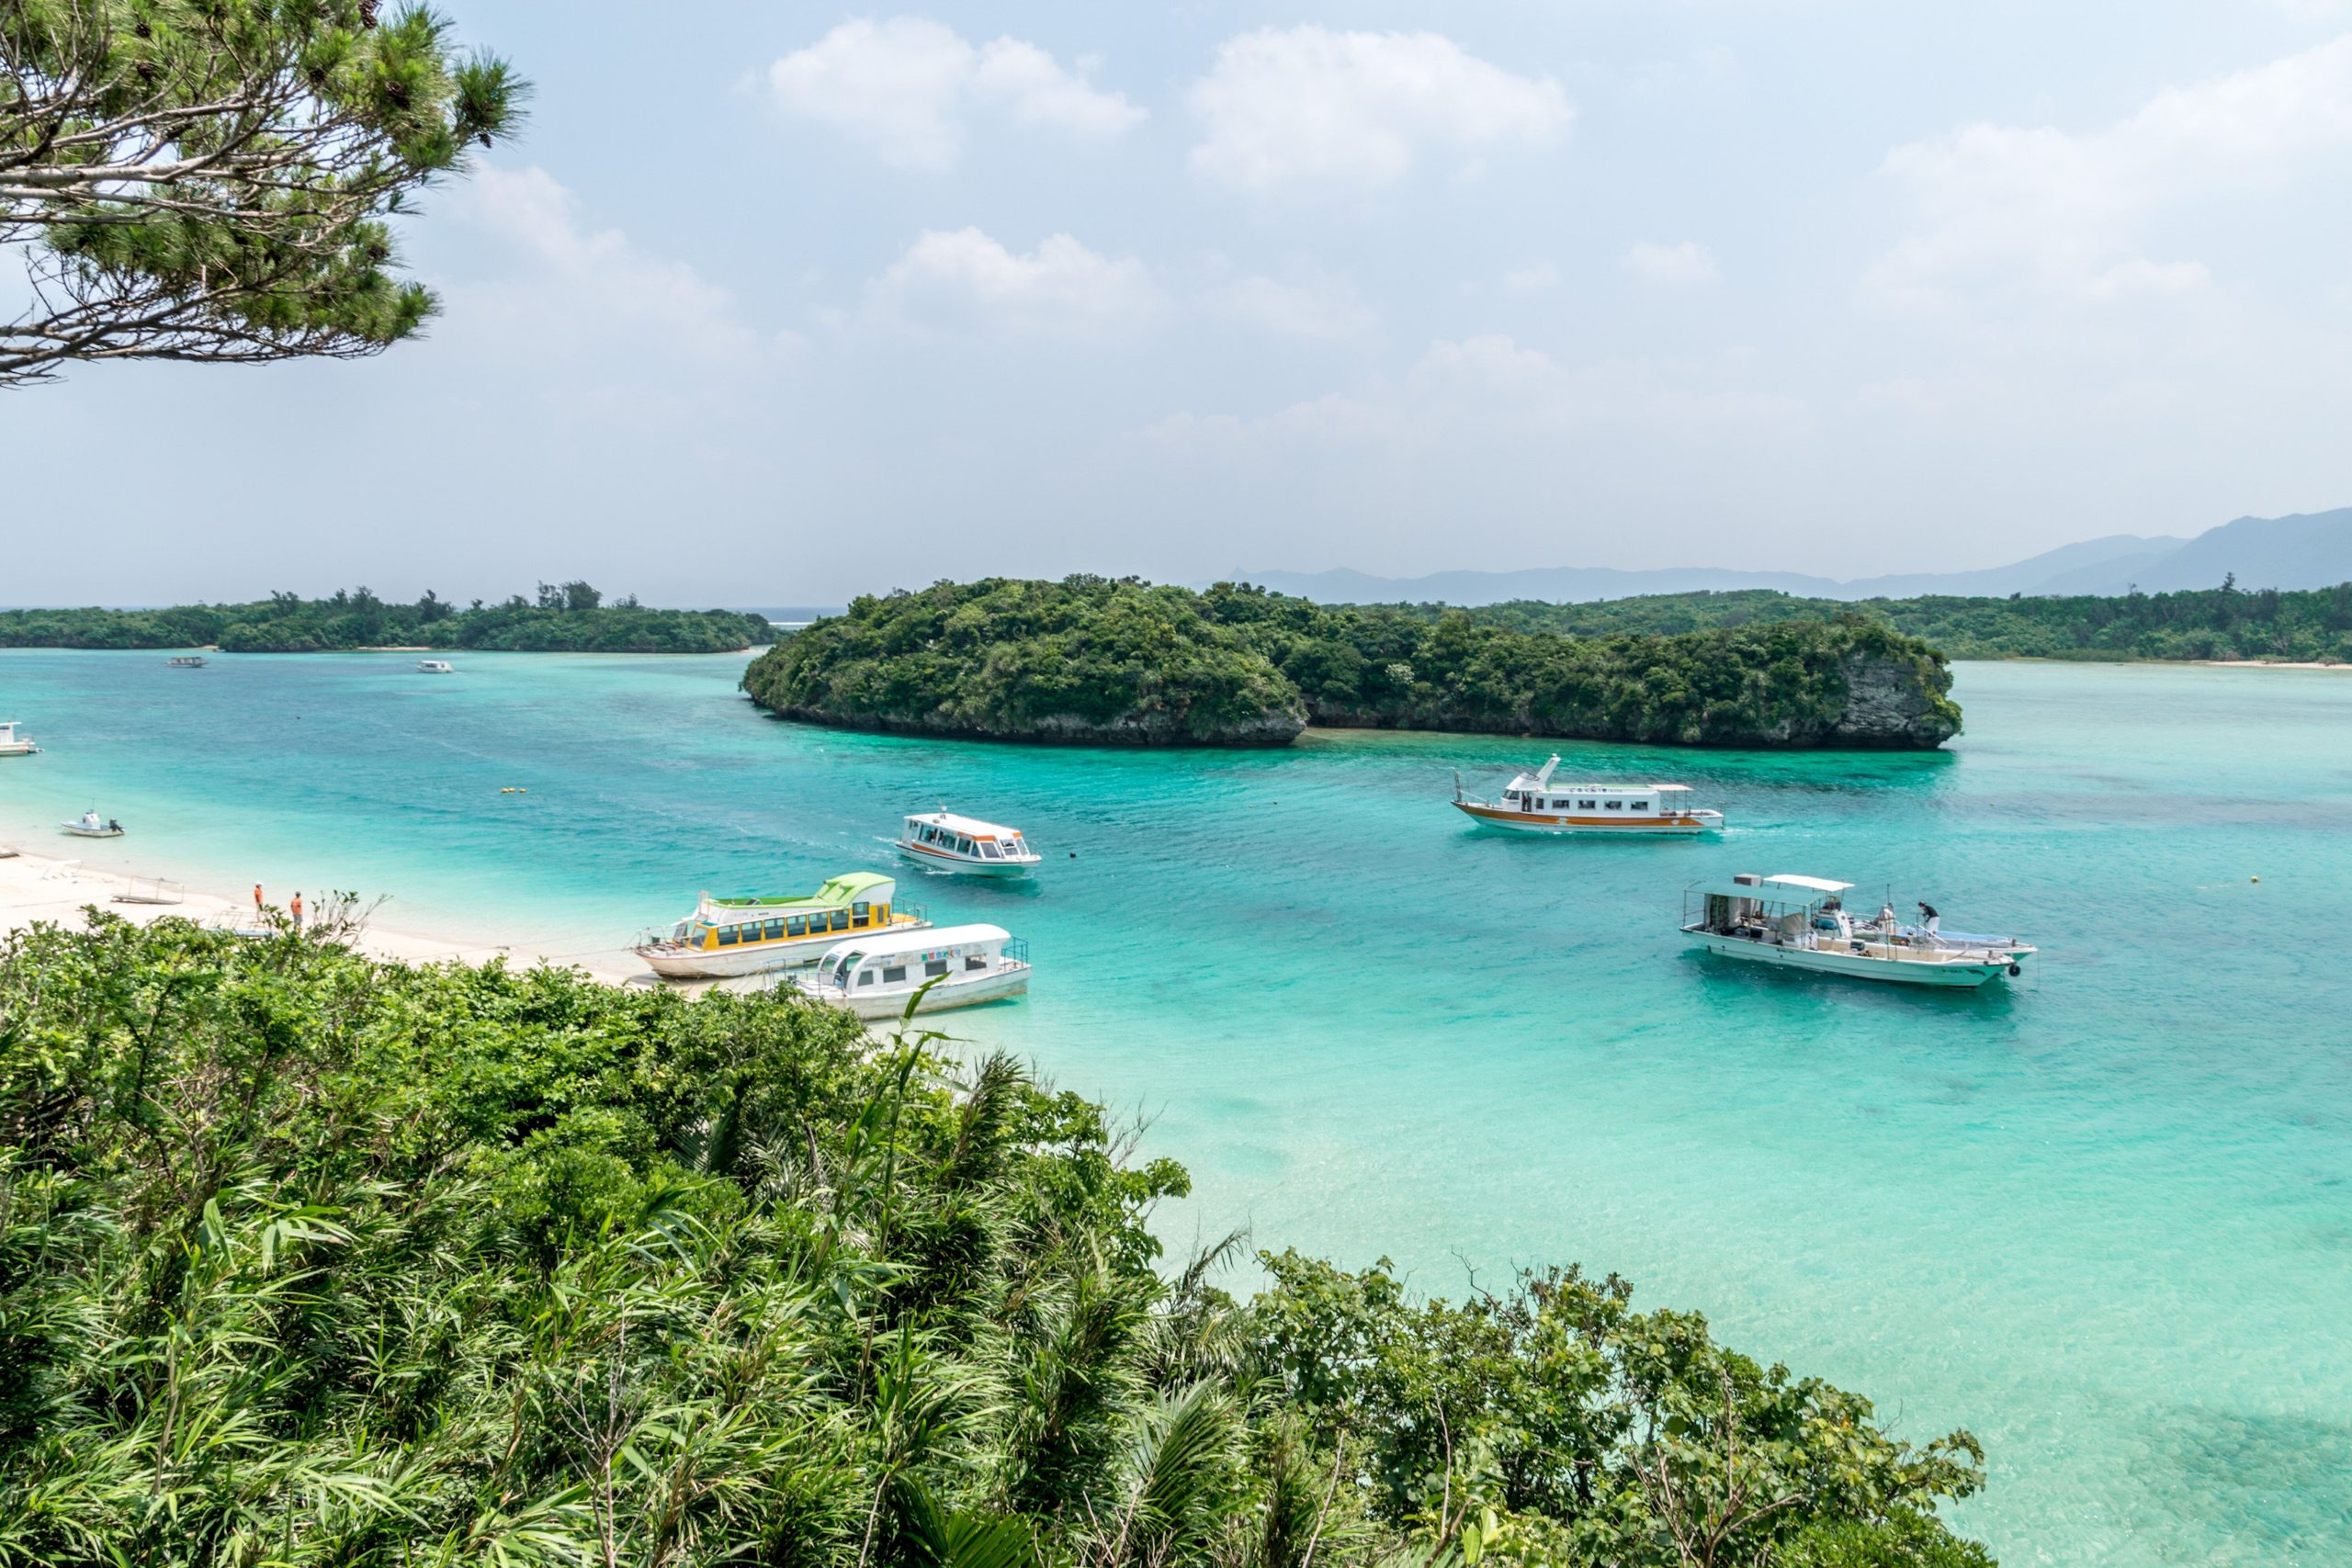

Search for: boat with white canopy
xmin=789 ymin=923 xmax=1031 ymax=1019
xmin=1682 ymin=873 xmax=2034 ymax=988
xmin=0 ymin=721 xmax=38 ymax=758
xmin=896 ymin=811 xmax=1042 ymax=875
xmin=61 ymin=809 xmax=124 ymax=839
xmin=1454 ymin=755 xmax=1722 ymax=835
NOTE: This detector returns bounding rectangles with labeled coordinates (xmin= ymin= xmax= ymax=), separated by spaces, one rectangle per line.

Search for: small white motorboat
xmin=895 ymin=811 xmax=1042 ymax=875
xmin=1455 ymin=754 xmax=1723 ymax=835
xmin=62 ymin=809 xmax=124 ymax=839
xmin=166 ymin=655 xmax=207 ymax=668
xmin=417 ymin=659 xmax=455 ymax=673
xmin=1683 ymin=874 xmax=2034 ymax=988
xmin=0 ymin=720 xmax=39 ymax=758
xmin=790 ymin=923 xmax=1031 ymax=1019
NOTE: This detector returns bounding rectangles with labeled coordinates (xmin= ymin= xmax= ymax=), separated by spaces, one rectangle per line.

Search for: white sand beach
xmin=0 ymin=839 xmax=648 ymax=984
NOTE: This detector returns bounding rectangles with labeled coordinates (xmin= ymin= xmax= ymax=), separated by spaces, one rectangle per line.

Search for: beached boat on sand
xmin=1682 ymin=874 xmax=2034 ymax=988
xmin=634 ymin=872 xmax=926 ymax=979
xmin=789 ymin=923 xmax=1030 ymax=1020
xmin=1454 ymin=755 xmax=1723 ymax=835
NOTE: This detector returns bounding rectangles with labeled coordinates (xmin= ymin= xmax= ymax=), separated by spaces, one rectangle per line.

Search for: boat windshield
xmin=978 ymin=841 xmax=1002 ymax=859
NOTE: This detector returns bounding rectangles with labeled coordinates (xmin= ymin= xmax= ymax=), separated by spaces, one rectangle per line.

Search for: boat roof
xmin=1688 ymin=874 xmax=1856 ymax=905
xmin=1510 ymin=778 xmax=1691 ymax=792
xmin=698 ymin=871 xmax=895 ymax=914
xmin=820 ymin=922 xmax=1011 ymax=961
xmin=906 ymin=811 xmax=1023 ymax=837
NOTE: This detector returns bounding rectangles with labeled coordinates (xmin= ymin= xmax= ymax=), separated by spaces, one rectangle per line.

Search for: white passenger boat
xmin=0 ymin=721 xmax=39 ymax=758
xmin=790 ymin=923 xmax=1031 ymax=1019
xmin=1683 ymin=874 xmax=2034 ymax=989
xmin=1454 ymin=754 xmax=1722 ymax=835
xmin=895 ymin=811 xmax=1042 ymax=876
xmin=417 ymin=659 xmax=454 ymax=673
xmin=634 ymin=873 xmax=927 ymax=979
xmin=62 ymin=809 xmax=124 ymax=839
xmin=166 ymin=655 xmax=207 ymax=668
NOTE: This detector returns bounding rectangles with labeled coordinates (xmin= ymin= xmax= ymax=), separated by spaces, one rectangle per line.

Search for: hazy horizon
xmin=6 ymin=2 xmax=2349 ymax=605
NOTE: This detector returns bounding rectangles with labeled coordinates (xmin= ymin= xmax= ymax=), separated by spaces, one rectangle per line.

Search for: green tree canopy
xmin=1 ymin=0 xmax=523 ymax=385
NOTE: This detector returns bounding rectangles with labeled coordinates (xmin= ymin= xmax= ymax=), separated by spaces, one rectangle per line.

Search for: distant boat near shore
xmin=0 ymin=721 xmax=38 ymax=757
xmin=62 ymin=809 xmax=123 ymax=839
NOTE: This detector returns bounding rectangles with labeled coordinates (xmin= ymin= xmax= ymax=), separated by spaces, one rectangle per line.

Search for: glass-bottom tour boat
xmin=895 ymin=811 xmax=1042 ymax=875
xmin=634 ymin=872 xmax=926 ymax=979
xmin=1453 ymin=754 xmax=1723 ymax=835
xmin=789 ymin=923 xmax=1030 ymax=1020
xmin=1682 ymin=874 xmax=2035 ymax=989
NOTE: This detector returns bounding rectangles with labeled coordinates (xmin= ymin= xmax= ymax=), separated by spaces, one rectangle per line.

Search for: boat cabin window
xmin=672 ymin=920 xmax=692 ymax=942
xmin=965 ymin=954 xmax=988 ymax=971
xmin=1502 ymin=789 xmax=1521 ymax=802
xmin=856 ymin=971 xmax=875 ymax=986
xmin=832 ymin=953 xmax=862 ymax=982
xmin=1578 ymin=799 xmax=1596 ymax=809
xmin=1604 ymin=800 xmax=1622 ymax=810
xmin=829 ymin=909 xmax=850 ymax=932
xmin=924 ymin=959 xmax=950 ymax=977
xmin=978 ymin=842 xmax=1002 ymax=859
xmin=956 ymin=837 xmax=975 ymax=854
xmin=717 ymin=925 xmax=740 ymax=945
xmin=852 ymin=901 xmax=871 ymax=927
xmin=1630 ymin=801 xmax=1649 ymax=812
xmin=882 ymin=965 xmax=907 ymax=982
xmin=786 ymin=915 xmax=808 ymax=937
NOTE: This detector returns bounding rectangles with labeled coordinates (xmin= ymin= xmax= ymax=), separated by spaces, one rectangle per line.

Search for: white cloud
xmin=1868 ymin=35 xmax=2352 ymax=312
xmin=1502 ymin=262 xmax=1560 ymax=292
xmin=865 ymin=228 xmax=1164 ymax=338
xmin=768 ymin=17 xmax=1143 ymax=170
xmin=450 ymin=165 xmax=753 ymax=362
xmin=1200 ymin=275 xmax=1377 ymax=341
xmin=1622 ymin=241 xmax=1719 ymax=287
xmin=1186 ymin=26 xmax=1571 ymax=195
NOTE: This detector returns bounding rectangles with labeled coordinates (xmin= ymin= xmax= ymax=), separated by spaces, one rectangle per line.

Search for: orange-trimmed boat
xmin=1453 ymin=754 xmax=1723 ymax=836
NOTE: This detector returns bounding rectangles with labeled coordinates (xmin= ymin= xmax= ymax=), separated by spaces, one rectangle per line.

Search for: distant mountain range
xmin=1238 ymin=508 xmax=2352 ymax=606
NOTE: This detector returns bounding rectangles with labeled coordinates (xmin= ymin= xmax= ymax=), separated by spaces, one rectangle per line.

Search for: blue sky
xmin=9 ymin=2 xmax=2352 ymax=605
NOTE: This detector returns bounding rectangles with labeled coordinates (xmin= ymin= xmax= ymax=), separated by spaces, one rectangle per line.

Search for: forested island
xmin=741 ymin=577 xmax=1962 ymax=750
xmin=1408 ymin=581 xmax=2352 ymax=663
xmin=0 ymin=582 xmax=773 ymax=654
xmin=0 ymin=915 xmax=1995 ymax=1566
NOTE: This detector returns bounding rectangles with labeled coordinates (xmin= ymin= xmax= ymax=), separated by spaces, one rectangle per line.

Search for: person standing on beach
xmin=290 ymin=891 xmax=304 ymax=932
xmin=254 ymin=884 xmax=265 ymax=917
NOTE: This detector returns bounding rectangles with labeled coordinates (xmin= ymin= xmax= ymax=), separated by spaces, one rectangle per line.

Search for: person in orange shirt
xmin=253 ymin=884 xmax=265 ymax=916
xmin=290 ymin=891 xmax=305 ymax=932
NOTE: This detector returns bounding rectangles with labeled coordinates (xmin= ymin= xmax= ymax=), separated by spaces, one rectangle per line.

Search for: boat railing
xmin=1002 ymin=938 xmax=1032 ymax=965
xmin=896 ymin=902 xmax=929 ymax=926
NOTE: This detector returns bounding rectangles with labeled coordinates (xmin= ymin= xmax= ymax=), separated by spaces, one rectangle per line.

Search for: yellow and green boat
xmin=634 ymin=873 xmax=927 ymax=979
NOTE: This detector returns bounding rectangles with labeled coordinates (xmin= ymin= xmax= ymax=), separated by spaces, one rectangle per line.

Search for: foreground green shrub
xmin=0 ymin=918 xmax=1990 ymax=1564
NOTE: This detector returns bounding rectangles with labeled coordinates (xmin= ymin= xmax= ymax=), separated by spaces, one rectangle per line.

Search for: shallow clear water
xmin=3 ymin=649 xmax=2347 ymax=1564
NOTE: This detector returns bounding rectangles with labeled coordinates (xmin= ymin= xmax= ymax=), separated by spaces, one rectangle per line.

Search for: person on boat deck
xmin=1917 ymin=901 xmax=1940 ymax=938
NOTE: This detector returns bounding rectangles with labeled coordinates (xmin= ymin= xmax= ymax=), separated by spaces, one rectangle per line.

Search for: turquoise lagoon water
xmin=2 ymin=649 xmax=2348 ymax=1564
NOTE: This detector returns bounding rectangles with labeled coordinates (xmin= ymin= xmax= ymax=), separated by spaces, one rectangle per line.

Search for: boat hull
xmin=794 ymin=964 xmax=1030 ymax=1019
xmin=895 ymin=840 xmax=1038 ymax=876
xmin=1688 ymin=931 xmax=2020 ymax=988
xmin=1455 ymin=801 xmax=1720 ymax=836
xmin=61 ymin=826 xmax=122 ymax=839
xmin=637 ymin=918 xmax=930 ymax=979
